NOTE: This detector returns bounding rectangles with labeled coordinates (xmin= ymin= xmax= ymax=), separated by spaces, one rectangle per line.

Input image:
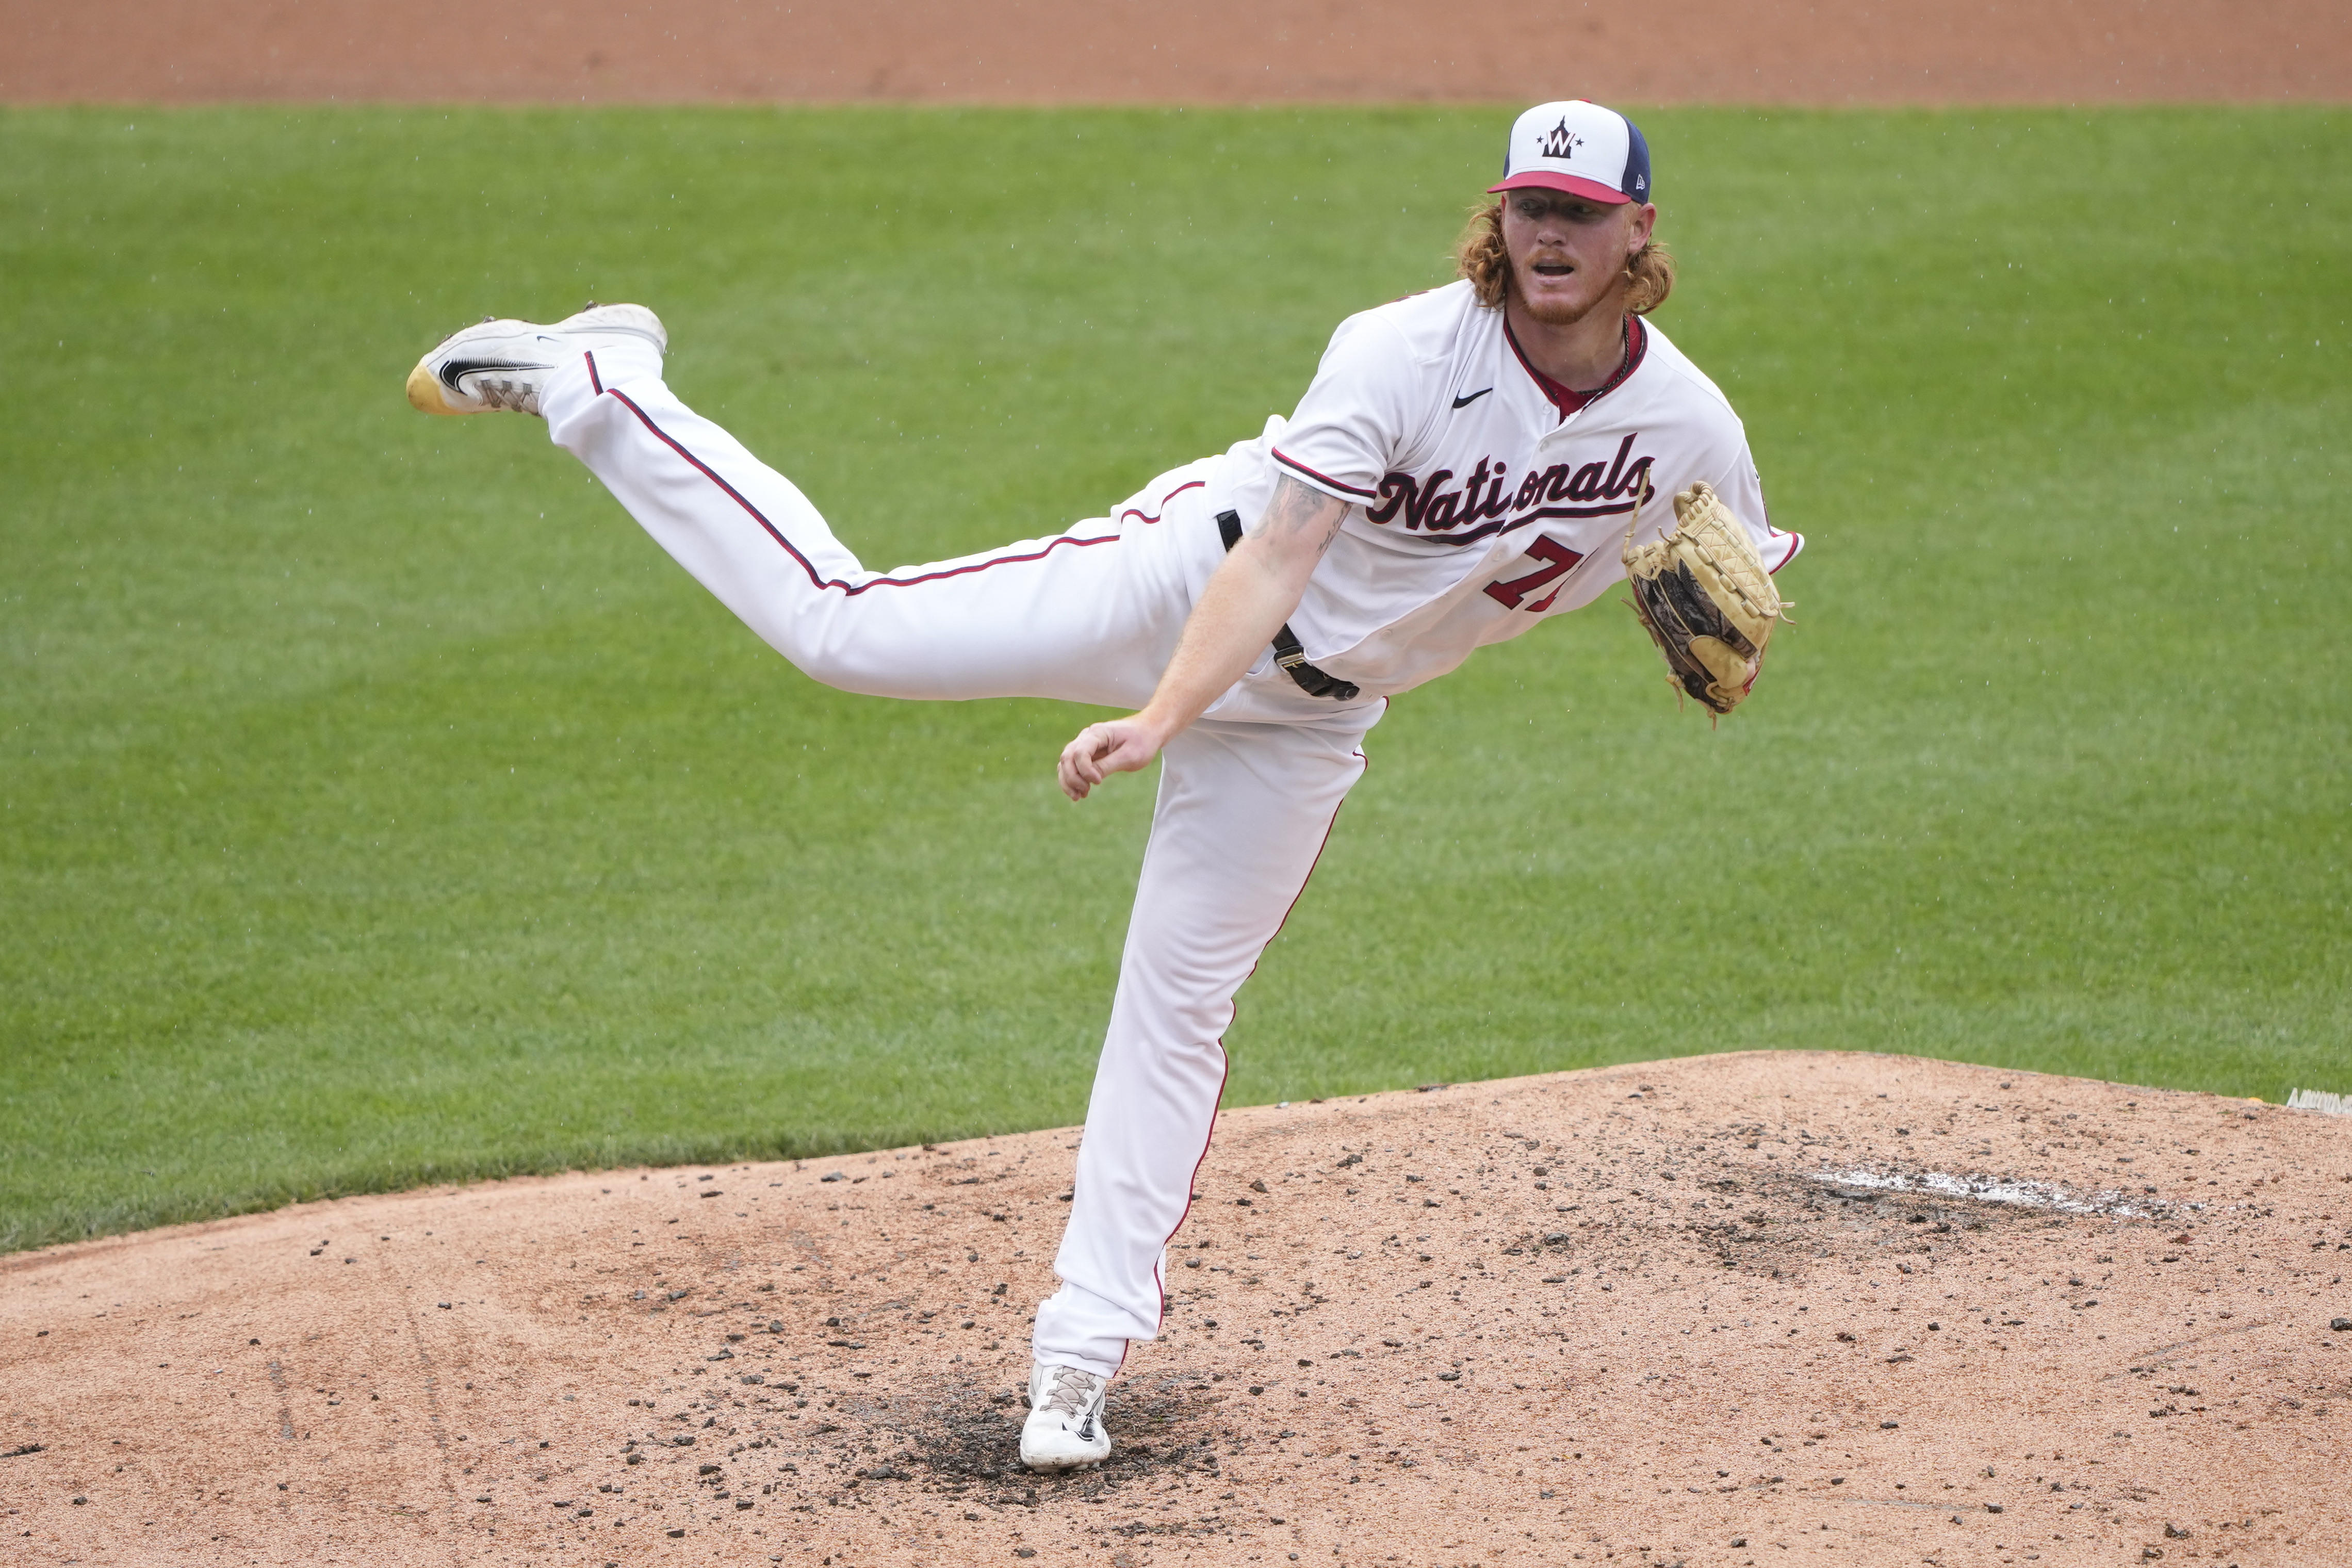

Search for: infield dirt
xmin=3 ymin=0 xmax=2345 ymax=104
xmin=4 ymin=1051 xmax=2348 ymax=1566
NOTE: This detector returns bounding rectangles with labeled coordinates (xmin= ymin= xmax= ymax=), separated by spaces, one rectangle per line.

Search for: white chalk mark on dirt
xmin=1809 ymin=1166 xmax=2163 ymax=1218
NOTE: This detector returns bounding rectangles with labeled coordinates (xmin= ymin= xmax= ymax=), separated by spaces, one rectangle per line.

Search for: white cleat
xmin=1019 ymin=1361 xmax=1112 ymax=1472
xmin=404 ymin=302 xmax=666 ymax=417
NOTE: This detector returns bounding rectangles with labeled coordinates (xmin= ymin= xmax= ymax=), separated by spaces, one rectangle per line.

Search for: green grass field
xmin=3 ymin=105 xmax=2346 ymax=1253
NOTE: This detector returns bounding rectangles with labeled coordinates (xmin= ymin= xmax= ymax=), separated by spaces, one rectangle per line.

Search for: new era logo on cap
xmin=1490 ymin=101 xmax=1652 ymax=206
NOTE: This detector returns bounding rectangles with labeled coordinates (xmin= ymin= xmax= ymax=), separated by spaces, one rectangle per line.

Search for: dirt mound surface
xmin=4 ymin=1051 xmax=2348 ymax=1565
xmin=3 ymin=0 xmax=2344 ymax=105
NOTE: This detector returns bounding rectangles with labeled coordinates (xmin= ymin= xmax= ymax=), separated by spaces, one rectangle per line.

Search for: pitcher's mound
xmin=5 ymin=1051 xmax=2347 ymax=1564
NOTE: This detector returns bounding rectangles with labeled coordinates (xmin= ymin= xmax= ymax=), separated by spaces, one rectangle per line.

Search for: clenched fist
xmin=1057 ymin=716 xmax=1168 ymax=801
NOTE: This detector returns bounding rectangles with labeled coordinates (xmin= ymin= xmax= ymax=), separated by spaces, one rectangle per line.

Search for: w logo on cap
xmin=1538 ymin=119 xmax=1585 ymax=160
xmin=1493 ymin=101 xmax=1651 ymax=206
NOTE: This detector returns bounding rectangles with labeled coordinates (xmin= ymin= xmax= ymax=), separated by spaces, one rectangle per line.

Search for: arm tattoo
xmin=1247 ymin=475 xmax=1349 ymax=554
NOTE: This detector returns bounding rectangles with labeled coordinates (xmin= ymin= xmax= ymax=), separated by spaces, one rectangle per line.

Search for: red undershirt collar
xmin=1505 ymin=313 xmax=1649 ymax=422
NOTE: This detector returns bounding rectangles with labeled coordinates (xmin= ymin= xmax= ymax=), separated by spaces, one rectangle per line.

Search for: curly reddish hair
xmin=1455 ymin=198 xmax=1675 ymax=316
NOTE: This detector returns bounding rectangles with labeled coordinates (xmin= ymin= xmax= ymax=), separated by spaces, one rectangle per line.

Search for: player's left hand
xmin=1057 ymin=718 xmax=1165 ymax=801
xmin=1621 ymin=481 xmax=1790 ymax=716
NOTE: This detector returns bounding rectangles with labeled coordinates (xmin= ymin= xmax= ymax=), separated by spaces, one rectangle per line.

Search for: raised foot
xmin=405 ymin=302 xmax=666 ymax=417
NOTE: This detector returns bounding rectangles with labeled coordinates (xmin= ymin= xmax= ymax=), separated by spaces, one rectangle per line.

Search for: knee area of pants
xmin=780 ymin=633 xmax=884 ymax=694
xmin=1114 ymin=1036 xmax=1230 ymax=1077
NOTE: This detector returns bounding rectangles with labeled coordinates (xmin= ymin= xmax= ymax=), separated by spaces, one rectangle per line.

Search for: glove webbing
xmin=1216 ymin=510 xmax=1362 ymax=701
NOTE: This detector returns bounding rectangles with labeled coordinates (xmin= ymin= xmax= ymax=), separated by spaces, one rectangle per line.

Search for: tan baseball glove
xmin=1621 ymin=482 xmax=1790 ymax=716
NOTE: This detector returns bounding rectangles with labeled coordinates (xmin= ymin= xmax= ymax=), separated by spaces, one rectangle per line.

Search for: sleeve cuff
xmin=1271 ymin=448 xmax=1378 ymax=502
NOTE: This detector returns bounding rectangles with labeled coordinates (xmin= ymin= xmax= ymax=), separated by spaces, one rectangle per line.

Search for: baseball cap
xmin=1489 ymin=101 xmax=1652 ymax=206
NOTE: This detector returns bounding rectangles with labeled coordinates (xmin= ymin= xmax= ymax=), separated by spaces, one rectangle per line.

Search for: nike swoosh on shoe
xmin=439 ymin=357 xmax=553 ymax=395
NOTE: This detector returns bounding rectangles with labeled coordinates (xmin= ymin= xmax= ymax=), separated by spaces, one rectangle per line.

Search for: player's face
xmin=1501 ymin=189 xmax=1657 ymax=326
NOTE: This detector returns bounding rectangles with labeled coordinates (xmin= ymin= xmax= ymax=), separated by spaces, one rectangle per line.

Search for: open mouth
xmin=1530 ymin=261 xmax=1575 ymax=277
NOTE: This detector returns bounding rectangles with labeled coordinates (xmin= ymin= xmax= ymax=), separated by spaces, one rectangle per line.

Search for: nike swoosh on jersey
xmin=1451 ymin=387 xmax=1494 ymax=409
xmin=438 ymin=357 xmax=553 ymax=394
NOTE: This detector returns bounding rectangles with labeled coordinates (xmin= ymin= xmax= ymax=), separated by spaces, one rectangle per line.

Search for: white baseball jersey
xmin=1202 ymin=278 xmax=1801 ymax=699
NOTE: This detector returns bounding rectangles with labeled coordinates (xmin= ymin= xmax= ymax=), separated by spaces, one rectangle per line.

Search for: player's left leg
xmin=1020 ymin=706 xmax=1379 ymax=1469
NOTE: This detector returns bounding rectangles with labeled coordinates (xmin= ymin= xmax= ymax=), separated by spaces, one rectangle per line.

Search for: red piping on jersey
xmin=587 ymin=352 xmax=1122 ymax=594
xmin=1270 ymin=448 xmax=1378 ymax=499
xmin=1504 ymin=314 xmax=1648 ymax=421
xmin=1116 ymin=479 xmax=1205 ymax=527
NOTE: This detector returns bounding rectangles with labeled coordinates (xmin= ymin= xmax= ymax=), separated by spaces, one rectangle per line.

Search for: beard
xmin=1513 ymin=265 xmax=1621 ymax=326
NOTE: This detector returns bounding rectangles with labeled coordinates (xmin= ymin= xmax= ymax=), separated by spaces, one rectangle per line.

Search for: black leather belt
xmin=1216 ymin=509 xmax=1362 ymax=701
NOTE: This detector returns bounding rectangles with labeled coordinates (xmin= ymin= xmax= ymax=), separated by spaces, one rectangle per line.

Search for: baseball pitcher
xmin=403 ymin=100 xmax=1802 ymax=1471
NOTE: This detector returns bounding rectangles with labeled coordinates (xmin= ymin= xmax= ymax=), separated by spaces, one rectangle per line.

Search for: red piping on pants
xmin=1127 ymin=718 xmax=1381 ymax=1374
xmin=584 ymin=351 xmax=1123 ymax=596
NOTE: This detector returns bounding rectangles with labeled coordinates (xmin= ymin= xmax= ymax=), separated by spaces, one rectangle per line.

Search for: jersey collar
xmin=1504 ymin=313 xmax=1649 ymax=422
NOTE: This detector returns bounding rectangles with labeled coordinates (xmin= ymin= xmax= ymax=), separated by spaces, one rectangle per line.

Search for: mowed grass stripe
xmin=1 ymin=106 xmax=2345 ymax=1252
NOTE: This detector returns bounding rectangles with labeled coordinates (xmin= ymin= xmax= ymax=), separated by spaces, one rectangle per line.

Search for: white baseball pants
xmin=542 ymin=347 xmax=1379 ymax=1379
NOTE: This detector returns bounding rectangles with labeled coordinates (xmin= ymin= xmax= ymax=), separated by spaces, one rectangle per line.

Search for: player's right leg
xmin=1022 ymin=706 xmax=1380 ymax=1469
xmin=408 ymin=306 xmax=1200 ymax=710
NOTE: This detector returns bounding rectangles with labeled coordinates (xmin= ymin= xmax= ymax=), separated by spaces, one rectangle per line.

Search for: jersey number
xmin=1482 ymin=536 xmax=1586 ymax=612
